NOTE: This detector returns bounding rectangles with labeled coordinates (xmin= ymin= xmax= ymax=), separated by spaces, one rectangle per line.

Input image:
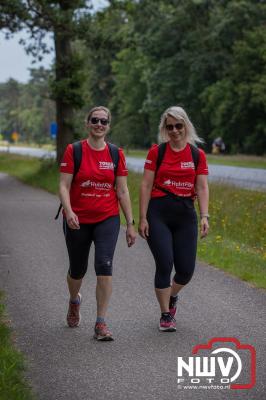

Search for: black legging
xmin=63 ymin=215 xmax=120 ymax=279
xmin=147 ymin=195 xmax=198 ymax=289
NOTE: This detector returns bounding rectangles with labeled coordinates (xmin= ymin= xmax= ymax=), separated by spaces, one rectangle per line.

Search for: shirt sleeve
xmin=196 ymin=149 xmax=209 ymax=175
xmin=116 ymin=148 xmax=128 ymax=176
xmin=60 ymin=144 xmax=74 ymax=174
xmin=144 ymin=144 xmax=159 ymax=171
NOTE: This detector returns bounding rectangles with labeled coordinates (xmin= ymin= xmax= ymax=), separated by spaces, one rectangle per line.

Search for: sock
xmin=170 ymin=294 xmax=178 ymax=300
xmin=161 ymin=312 xmax=171 ymax=319
xmin=70 ymin=297 xmax=80 ymax=305
xmin=96 ymin=316 xmax=105 ymax=324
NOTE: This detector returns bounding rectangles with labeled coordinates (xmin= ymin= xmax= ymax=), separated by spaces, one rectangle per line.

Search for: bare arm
xmin=138 ymin=169 xmax=155 ymax=239
xmin=116 ymin=176 xmax=136 ymax=247
xmin=59 ymin=172 xmax=80 ymax=229
xmin=195 ymin=174 xmax=209 ymax=238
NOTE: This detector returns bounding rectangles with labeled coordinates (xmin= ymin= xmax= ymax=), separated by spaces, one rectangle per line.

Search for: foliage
xmin=0 ymin=0 xmax=92 ymax=163
xmin=0 ymin=69 xmax=55 ymax=144
xmin=0 ymin=0 xmax=266 ymax=155
xmin=86 ymin=0 xmax=266 ymax=154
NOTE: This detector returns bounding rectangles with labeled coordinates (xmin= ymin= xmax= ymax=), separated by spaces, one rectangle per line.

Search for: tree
xmin=0 ymin=79 xmax=21 ymax=137
xmin=0 ymin=0 xmax=91 ymax=163
xmin=201 ymin=26 xmax=266 ymax=154
xmin=0 ymin=69 xmax=55 ymax=143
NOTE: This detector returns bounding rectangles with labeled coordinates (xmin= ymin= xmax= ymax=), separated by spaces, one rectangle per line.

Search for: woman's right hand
xmin=138 ymin=218 xmax=149 ymax=239
xmin=66 ymin=210 xmax=80 ymax=230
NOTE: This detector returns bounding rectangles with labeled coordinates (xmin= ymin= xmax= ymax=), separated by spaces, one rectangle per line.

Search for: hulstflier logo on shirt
xmin=163 ymin=179 xmax=193 ymax=189
xmin=80 ymin=180 xmax=112 ymax=190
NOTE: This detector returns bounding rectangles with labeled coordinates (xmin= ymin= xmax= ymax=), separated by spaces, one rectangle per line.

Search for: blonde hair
xmin=158 ymin=106 xmax=203 ymax=145
xmin=86 ymin=106 xmax=111 ymax=124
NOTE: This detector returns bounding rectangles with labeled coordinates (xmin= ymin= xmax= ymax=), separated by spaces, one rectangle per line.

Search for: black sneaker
xmin=159 ymin=313 xmax=176 ymax=332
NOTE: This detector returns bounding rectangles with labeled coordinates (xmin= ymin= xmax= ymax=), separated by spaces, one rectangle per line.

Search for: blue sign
xmin=50 ymin=122 xmax=57 ymax=139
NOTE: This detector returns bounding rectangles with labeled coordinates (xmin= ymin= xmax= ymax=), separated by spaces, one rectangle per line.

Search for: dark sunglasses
xmin=165 ymin=122 xmax=184 ymax=131
xmin=90 ymin=117 xmax=109 ymax=126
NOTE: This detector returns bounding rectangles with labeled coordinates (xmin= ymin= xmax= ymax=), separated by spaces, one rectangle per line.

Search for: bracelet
xmin=127 ymin=219 xmax=135 ymax=226
xmin=200 ymin=214 xmax=210 ymax=219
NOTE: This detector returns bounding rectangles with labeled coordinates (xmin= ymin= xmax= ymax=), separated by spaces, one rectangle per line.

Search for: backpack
xmin=156 ymin=142 xmax=200 ymax=172
xmin=55 ymin=141 xmax=120 ymax=220
xmin=154 ymin=142 xmax=200 ymax=199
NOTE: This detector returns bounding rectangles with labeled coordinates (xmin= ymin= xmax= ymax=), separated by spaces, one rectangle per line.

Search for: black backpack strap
xmin=72 ymin=141 xmax=82 ymax=179
xmin=156 ymin=142 xmax=199 ymax=173
xmin=153 ymin=142 xmax=200 ymax=201
xmin=156 ymin=142 xmax=167 ymax=174
xmin=107 ymin=142 xmax=120 ymax=182
xmin=55 ymin=141 xmax=82 ymax=220
xmin=55 ymin=204 xmax=62 ymax=220
xmin=189 ymin=143 xmax=200 ymax=171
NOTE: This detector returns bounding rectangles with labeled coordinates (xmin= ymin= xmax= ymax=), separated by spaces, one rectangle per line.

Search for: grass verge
xmin=0 ymin=293 xmax=34 ymax=400
xmin=127 ymin=172 xmax=266 ymax=289
xmin=0 ymin=152 xmax=264 ymax=398
xmin=1 ymin=144 xmax=266 ymax=168
xmin=126 ymin=149 xmax=266 ymax=169
xmin=0 ymin=152 xmax=265 ymax=290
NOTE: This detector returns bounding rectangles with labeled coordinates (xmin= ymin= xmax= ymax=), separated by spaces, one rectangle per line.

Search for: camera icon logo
xmin=177 ymin=337 xmax=256 ymax=390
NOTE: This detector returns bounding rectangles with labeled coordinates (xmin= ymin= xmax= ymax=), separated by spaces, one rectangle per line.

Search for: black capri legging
xmin=63 ymin=215 xmax=120 ymax=279
xmin=147 ymin=195 xmax=198 ymax=289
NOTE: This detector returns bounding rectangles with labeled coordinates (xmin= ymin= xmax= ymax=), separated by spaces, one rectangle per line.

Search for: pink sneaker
xmin=159 ymin=314 xmax=176 ymax=332
xmin=67 ymin=293 xmax=82 ymax=327
xmin=169 ymin=295 xmax=178 ymax=318
xmin=94 ymin=322 xmax=114 ymax=341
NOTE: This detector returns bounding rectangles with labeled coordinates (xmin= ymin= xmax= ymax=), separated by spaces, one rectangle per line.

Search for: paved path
xmin=0 ymin=173 xmax=265 ymax=400
xmin=0 ymin=145 xmax=265 ymax=191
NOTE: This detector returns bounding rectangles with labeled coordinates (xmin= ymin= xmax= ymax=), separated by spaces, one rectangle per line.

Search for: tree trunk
xmin=54 ymin=29 xmax=74 ymax=164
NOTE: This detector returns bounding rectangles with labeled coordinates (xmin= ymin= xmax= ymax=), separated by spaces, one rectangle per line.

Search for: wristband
xmin=200 ymin=214 xmax=210 ymax=220
xmin=127 ymin=219 xmax=135 ymax=226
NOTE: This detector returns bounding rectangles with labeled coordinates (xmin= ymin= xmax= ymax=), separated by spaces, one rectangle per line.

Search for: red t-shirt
xmin=144 ymin=142 xmax=208 ymax=199
xmin=60 ymin=140 xmax=128 ymax=223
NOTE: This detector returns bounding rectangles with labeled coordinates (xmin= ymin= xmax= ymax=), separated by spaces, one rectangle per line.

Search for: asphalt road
xmin=0 ymin=145 xmax=266 ymax=191
xmin=0 ymin=173 xmax=265 ymax=400
xmin=126 ymin=157 xmax=266 ymax=191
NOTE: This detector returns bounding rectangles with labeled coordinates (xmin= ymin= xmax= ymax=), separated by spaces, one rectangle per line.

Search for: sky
xmin=0 ymin=0 xmax=108 ymax=84
xmin=0 ymin=32 xmax=54 ymax=83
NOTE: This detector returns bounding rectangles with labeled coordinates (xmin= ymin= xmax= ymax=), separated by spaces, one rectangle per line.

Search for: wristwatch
xmin=200 ymin=214 xmax=210 ymax=220
xmin=127 ymin=219 xmax=135 ymax=226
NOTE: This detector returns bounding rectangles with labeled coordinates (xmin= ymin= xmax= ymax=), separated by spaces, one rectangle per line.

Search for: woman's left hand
xmin=126 ymin=225 xmax=137 ymax=247
xmin=200 ymin=216 xmax=209 ymax=238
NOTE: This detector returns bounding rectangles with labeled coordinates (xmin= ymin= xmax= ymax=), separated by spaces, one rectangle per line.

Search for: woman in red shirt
xmin=59 ymin=106 xmax=136 ymax=340
xmin=139 ymin=106 xmax=209 ymax=332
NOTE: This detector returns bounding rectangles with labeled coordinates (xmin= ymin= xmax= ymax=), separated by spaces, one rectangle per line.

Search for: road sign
xmin=11 ymin=131 xmax=19 ymax=142
xmin=50 ymin=122 xmax=57 ymax=139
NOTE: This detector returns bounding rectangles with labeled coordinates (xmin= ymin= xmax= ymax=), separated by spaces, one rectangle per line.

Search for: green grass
xmin=0 ymin=152 xmax=265 ymax=290
xmin=127 ymin=171 xmax=266 ymax=289
xmin=0 ymin=153 xmax=266 ymax=400
xmin=126 ymin=149 xmax=266 ymax=169
xmin=2 ymin=143 xmax=266 ymax=168
xmin=0 ymin=293 xmax=35 ymax=400
xmin=0 ymin=152 xmax=264 ymax=399
xmin=0 ymin=154 xmax=59 ymax=194
xmin=206 ymin=154 xmax=266 ymax=169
